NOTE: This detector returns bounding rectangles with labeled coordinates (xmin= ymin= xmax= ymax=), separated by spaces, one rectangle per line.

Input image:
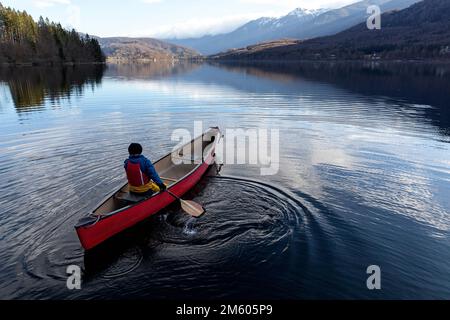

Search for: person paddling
xmin=124 ymin=143 xmax=166 ymax=197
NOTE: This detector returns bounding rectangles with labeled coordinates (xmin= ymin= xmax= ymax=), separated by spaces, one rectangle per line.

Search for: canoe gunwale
xmin=75 ymin=127 xmax=220 ymax=229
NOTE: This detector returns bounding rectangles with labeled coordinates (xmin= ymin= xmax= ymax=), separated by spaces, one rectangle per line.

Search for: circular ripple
xmin=13 ymin=175 xmax=308 ymax=299
xmin=149 ymin=176 xmax=305 ymax=268
xmin=100 ymin=247 xmax=143 ymax=279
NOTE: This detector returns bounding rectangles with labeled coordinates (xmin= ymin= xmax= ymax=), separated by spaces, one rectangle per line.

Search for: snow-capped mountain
xmin=166 ymin=7 xmax=329 ymax=55
xmin=211 ymin=0 xmax=447 ymax=61
xmin=166 ymin=0 xmax=421 ymax=55
xmin=287 ymin=8 xmax=329 ymax=18
xmin=251 ymin=8 xmax=329 ymax=31
xmin=238 ymin=8 xmax=328 ymax=35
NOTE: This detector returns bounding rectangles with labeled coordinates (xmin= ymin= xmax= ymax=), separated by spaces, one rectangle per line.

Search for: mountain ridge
xmin=165 ymin=0 xmax=421 ymax=55
xmin=209 ymin=0 xmax=450 ymax=61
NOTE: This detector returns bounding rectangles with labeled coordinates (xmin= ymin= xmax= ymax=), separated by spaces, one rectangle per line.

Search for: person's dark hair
xmin=128 ymin=143 xmax=143 ymax=155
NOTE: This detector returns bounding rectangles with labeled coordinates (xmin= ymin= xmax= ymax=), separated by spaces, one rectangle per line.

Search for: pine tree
xmin=0 ymin=3 xmax=105 ymax=64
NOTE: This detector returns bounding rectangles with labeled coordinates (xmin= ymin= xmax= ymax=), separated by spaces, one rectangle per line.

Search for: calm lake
xmin=0 ymin=61 xmax=449 ymax=299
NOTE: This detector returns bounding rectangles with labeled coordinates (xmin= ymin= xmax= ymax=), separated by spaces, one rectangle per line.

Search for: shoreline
xmin=206 ymin=58 xmax=450 ymax=64
xmin=0 ymin=61 xmax=106 ymax=68
xmin=2 ymin=58 xmax=450 ymax=69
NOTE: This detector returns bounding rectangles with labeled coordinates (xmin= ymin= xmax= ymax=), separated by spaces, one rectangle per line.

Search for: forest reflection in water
xmin=0 ymin=64 xmax=105 ymax=112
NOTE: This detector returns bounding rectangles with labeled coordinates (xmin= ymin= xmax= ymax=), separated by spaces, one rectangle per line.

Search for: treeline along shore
xmin=0 ymin=3 xmax=105 ymax=65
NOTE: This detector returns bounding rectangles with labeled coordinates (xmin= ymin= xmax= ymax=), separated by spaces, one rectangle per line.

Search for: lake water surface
xmin=0 ymin=61 xmax=449 ymax=299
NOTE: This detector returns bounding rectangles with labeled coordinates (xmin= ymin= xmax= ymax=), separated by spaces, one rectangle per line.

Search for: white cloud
xmin=239 ymin=0 xmax=359 ymax=10
xmin=31 ymin=0 xmax=81 ymax=30
xmin=141 ymin=12 xmax=284 ymax=39
xmin=66 ymin=4 xmax=81 ymax=30
xmin=137 ymin=0 xmax=361 ymax=38
xmin=33 ymin=0 xmax=71 ymax=8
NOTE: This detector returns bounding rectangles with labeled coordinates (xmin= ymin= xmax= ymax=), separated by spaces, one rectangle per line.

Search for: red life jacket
xmin=125 ymin=161 xmax=150 ymax=187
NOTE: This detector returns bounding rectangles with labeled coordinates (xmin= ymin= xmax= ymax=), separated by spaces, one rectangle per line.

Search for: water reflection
xmin=0 ymin=64 xmax=105 ymax=112
xmin=105 ymin=62 xmax=201 ymax=80
xmin=0 ymin=62 xmax=205 ymax=113
xmin=0 ymin=61 xmax=449 ymax=299
xmin=211 ymin=61 xmax=450 ymax=137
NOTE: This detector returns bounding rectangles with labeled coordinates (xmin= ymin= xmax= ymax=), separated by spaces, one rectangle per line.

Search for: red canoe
xmin=75 ymin=127 xmax=221 ymax=250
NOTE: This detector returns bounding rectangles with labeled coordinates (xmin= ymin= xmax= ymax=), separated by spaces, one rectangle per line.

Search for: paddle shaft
xmin=166 ymin=190 xmax=195 ymax=210
xmin=166 ymin=190 xmax=181 ymax=201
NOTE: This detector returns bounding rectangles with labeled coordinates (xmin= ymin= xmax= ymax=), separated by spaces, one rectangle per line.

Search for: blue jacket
xmin=124 ymin=155 xmax=164 ymax=185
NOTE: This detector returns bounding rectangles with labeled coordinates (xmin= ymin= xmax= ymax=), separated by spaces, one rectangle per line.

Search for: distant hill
xmin=211 ymin=39 xmax=300 ymax=59
xmin=166 ymin=0 xmax=420 ymax=55
xmin=210 ymin=0 xmax=450 ymax=61
xmin=97 ymin=37 xmax=200 ymax=63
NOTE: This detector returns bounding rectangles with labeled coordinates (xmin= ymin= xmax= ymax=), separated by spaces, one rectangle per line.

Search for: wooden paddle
xmin=166 ymin=190 xmax=205 ymax=218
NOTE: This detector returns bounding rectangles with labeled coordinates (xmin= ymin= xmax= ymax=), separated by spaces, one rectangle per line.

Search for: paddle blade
xmin=180 ymin=200 xmax=205 ymax=218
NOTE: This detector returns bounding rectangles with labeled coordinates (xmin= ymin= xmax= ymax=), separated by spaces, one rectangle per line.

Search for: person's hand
xmin=158 ymin=183 xmax=167 ymax=191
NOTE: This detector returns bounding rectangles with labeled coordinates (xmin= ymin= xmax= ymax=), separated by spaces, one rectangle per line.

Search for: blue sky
xmin=1 ymin=0 xmax=360 ymax=38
